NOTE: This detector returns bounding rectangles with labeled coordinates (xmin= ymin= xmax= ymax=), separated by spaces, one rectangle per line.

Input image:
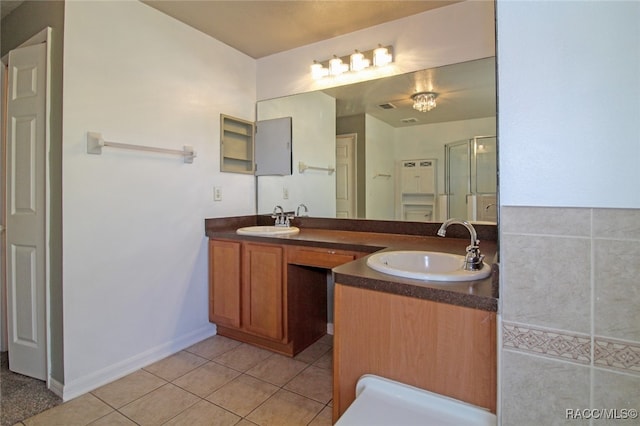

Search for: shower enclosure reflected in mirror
xmin=445 ymin=136 xmax=497 ymax=223
xmin=256 ymin=57 xmax=497 ymax=223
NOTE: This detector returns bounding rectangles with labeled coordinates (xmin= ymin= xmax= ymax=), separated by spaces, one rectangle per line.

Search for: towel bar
xmin=87 ymin=132 xmax=196 ymax=163
xmin=298 ymin=161 xmax=334 ymax=174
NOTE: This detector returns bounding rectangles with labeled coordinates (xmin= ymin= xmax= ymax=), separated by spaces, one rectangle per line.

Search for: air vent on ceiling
xmin=377 ymin=102 xmax=397 ymax=110
xmin=401 ymin=117 xmax=419 ymax=124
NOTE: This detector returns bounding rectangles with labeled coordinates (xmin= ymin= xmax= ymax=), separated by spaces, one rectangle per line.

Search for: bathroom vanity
xmin=205 ymin=215 xmax=498 ymax=421
xmin=208 ymin=237 xmax=367 ymax=356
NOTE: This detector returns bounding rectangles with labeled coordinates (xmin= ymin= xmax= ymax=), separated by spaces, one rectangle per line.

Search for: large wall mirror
xmin=257 ymin=56 xmax=497 ymax=224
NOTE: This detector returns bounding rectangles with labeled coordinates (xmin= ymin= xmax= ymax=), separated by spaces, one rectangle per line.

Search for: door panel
xmin=336 ymin=134 xmax=356 ymax=218
xmin=242 ymin=243 xmax=283 ymax=341
xmin=209 ymin=240 xmax=241 ymax=328
xmin=6 ymin=43 xmax=47 ymax=380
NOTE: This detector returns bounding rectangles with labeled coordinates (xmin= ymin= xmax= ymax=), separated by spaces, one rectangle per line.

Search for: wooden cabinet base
xmin=287 ymin=264 xmax=328 ymax=354
xmin=209 ymin=240 xmax=364 ymax=358
xmin=216 ymin=263 xmax=329 ymax=358
xmin=333 ymin=283 xmax=496 ymax=422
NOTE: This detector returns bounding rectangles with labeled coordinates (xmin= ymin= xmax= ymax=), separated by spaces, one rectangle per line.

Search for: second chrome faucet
xmin=272 ymin=204 xmax=309 ymax=227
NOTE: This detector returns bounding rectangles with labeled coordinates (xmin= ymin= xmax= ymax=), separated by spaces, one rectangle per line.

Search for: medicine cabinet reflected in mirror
xmin=256 ymin=57 xmax=497 ymax=224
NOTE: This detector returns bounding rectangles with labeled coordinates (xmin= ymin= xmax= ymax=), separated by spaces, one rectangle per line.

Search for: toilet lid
xmin=336 ymin=375 xmax=497 ymax=426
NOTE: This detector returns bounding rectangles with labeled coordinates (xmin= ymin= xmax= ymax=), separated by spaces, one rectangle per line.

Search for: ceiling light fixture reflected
xmin=411 ymin=92 xmax=438 ymax=112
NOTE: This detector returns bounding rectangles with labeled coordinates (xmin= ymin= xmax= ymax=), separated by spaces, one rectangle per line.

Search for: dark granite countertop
xmin=205 ymin=215 xmax=499 ymax=312
xmin=333 ymin=256 xmax=498 ymax=312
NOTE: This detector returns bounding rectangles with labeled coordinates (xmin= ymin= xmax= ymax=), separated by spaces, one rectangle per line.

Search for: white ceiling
xmin=141 ymin=0 xmax=460 ymax=59
xmin=2 ymin=1 xmax=458 ymax=56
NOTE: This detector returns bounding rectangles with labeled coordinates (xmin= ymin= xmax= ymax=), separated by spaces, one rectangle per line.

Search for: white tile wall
xmin=500 ymin=207 xmax=640 ymax=425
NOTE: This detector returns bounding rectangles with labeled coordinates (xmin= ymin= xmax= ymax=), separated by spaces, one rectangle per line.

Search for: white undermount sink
xmin=236 ymin=226 xmax=300 ymax=237
xmin=366 ymin=250 xmax=491 ymax=282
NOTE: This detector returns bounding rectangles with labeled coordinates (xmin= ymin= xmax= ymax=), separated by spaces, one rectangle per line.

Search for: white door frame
xmin=1 ymin=27 xmax=52 ymax=383
xmin=0 ymin=54 xmax=6 ymax=353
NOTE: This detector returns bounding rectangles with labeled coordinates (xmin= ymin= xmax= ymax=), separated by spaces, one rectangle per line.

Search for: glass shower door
xmin=445 ymin=136 xmax=497 ymax=223
xmin=472 ymin=136 xmax=497 ymax=222
xmin=445 ymin=140 xmax=470 ymax=220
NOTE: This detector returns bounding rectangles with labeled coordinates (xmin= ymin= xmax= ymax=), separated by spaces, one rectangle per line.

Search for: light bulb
xmin=311 ymin=61 xmax=328 ymax=80
xmin=373 ymin=45 xmax=392 ymax=67
xmin=350 ymin=50 xmax=370 ymax=72
xmin=329 ymin=56 xmax=348 ymax=76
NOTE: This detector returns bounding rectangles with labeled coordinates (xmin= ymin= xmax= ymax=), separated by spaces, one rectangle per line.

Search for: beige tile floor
xmin=17 ymin=335 xmax=334 ymax=426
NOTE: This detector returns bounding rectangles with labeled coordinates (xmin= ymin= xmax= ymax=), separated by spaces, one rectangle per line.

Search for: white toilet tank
xmin=335 ymin=375 xmax=497 ymax=426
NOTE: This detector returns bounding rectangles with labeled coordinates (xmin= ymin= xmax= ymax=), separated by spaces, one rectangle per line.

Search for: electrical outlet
xmin=283 ymin=187 xmax=289 ymax=199
xmin=214 ymin=186 xmax=222 ymax=201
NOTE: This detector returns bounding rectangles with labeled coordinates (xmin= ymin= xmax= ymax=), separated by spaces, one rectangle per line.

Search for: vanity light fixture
xmin=411 ymin=92 xmax=438 ymax=112
xmin=311 ymin=45 xmax=393 ymax=80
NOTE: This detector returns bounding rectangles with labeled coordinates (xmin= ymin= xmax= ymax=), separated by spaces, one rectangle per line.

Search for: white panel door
xmin=0 ymin=58 xmax=6 ymax=352
xmin=6 ymin=43 xmax=47 ymax=380
xmin=336 ymin=134 xmax=356 ymax=218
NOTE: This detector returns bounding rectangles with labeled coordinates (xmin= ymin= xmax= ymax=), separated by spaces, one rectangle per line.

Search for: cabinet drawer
xmin=288 ymin=247 xmax=358 ymax=268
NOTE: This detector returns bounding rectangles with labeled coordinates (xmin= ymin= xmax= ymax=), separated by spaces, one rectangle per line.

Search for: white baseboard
xmin=60 ymin=324 xmax=217 ymax=401
xmin=48 ymin=376 xmax=64 ymax=399
xmin=327 ymin=323 xmax=334 ymax=335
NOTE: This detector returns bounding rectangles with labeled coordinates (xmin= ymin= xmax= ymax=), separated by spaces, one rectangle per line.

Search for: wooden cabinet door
xmin=242 ymin=242 xmax=284 ymax=341
xmin=209 ymin=239 xmax=242 ymax=328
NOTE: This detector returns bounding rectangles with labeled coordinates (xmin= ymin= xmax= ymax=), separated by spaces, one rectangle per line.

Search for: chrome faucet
xmin=437 ymin=218 xmax=485 ymax=271
xmin=272 ymin=205 xmax=287 ymax=227
xmin=296 ymin=203 xmax=309 ymax=217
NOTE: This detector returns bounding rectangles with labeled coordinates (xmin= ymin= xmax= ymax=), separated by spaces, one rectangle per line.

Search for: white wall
xmin=257 ymin=91 xmax=336 ymax=217
xmin=257 ymin=0 xmax=495 ymax=100
xmin=61 ymin=0 xmax=256 ymax=399
xmin=365 ymin=115 xmax=395 ymax=220
xmin=498 ymin=0 xmax=640 ymax=208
